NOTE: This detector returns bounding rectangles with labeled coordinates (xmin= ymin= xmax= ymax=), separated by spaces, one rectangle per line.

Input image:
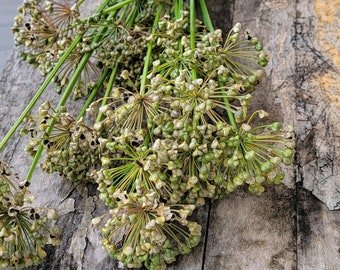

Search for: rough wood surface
xmin=0 ymin=0 xmax=339 ymax=269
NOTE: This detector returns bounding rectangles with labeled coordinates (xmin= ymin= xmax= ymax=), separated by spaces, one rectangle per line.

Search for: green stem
xmin=26 ymin=1 xmax=117 ymax=181
xmin=125 ymin=1 xmax=139 ymax=28
xmin=76 ymin=0 xmax=86 ymax=8
xmin=96 ymin=60 xmax=119 ymax=122
xmin=189 ymin=0 xmax=197 ymax=80
xmin=77 ymin=67 xmax=110 ymax=120
xmin=59 ymin=56 xmax=94 ymax=107
xmin=140 ymin=5 xmax=164 ymax=145
xmin=93 ymin=0 xmax=114 ymax=15
xmin=26 ymin=50 xmax=95 ymax=182
xmin=0 ymin=34 xmax=83 ymax=152
xmin=198 ymin=0 xmax=214 ymax=32
xmin=222 ymin=90 xmax=237 ymax=130
xmin=102 ymin=0 xmax=135 ymax=14
xmin=140 ymin=4 xmax=163 ymax=94
xmin=174 ymin=0 xmax=183 ymax=18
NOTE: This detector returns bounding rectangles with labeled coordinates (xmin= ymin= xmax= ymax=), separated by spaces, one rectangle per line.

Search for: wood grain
xmin=0 ymin=0 xmax=339 ymax=269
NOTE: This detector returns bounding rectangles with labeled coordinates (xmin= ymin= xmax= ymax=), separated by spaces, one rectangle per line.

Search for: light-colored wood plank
xmin=0 ymin=1 xmax=339 ymax=270
xmin=202 ymin=0 xmax=298 ymax=269
xmin=204 ymin=187 xmax=296 ymax=270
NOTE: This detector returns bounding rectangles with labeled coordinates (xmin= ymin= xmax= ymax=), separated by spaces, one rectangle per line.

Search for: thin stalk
xmin=140 ymin=4 xmax=163 ymax=94
xmin=96 ymin=60 xmax=119 ymax=122
xmin=0 ymin=34 xmax=82 ymax=151
xmin=189 ymin=0 xmax=197 ymax=80
xmin=197 ymin=0 xmax=238 ymax=130
xmin=0 ymin=0 xmax=114 ymax=151
xmin=102 ymin=0 xmax=135 ymax=14
xmin=77 ymin=67 xmax=110 ymax=120
xmin=198 ymin=0 xmax=213 ymax=32
xmin=26 ymin=50 xmax=95 ymax=182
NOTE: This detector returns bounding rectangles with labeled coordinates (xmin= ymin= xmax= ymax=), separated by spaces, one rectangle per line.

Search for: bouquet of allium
xmin=0 ymin=0 xmax=294 ymax=269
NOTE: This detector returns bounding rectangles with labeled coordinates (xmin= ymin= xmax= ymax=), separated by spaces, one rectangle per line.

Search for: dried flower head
xmin=97 ymin=191 xmax=201 ymax=269
xmin=0 ymin=160 xmax=59 ymax=268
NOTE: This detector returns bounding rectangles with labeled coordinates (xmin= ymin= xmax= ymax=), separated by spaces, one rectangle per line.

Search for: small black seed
xmin=135 ymin=160 xmax=143 ymax=168
xmin=25 ymin=23 xmax=31 ymax=30
xmin=131 ymin=140 xmax=141 ymax=147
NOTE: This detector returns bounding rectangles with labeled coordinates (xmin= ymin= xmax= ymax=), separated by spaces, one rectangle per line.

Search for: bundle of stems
xmin=0 ymin=0 xmax=294 ymax=269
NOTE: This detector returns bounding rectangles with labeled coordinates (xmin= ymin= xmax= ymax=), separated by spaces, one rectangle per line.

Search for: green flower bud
xmin=129 ymin=213 xmax=138 ymax=224
xmin=248 ymin=184 xmax=265 ymax=195
xmin=247 ymin=75 xmax=258 ymax=85
xmin=255 ymin=175 xmax=266 ymax=184
xmin=258 ymin=57 xmax=268 ymax=67
xmin=261 ymin=161 xmax=273 ymax=173
xmin=233 ymin=176 xmax=243 ymax=186
xmin=273 ymin=172 xmax=285 ymax=185
xmin=270 ymin=156 xmax=281 ymax=165
xmin=245 ymin=150 xmax=255 ymax=160
xmin=282 ymin=149 xmax=294 ymax=158
xmin=270 ymin=122 xmax=282 ymax=131
xmin=187 ymin=235 xmax=201 ymax=248
xmin=250 ymin=37 xmax=258 ymax=44
xmin=283 ymin=157 xmax=293 ymax=165
xmin=255 ymin=42 xmax=263 ymax=51
xmin=214 ymin=175 xmax=224 ymax=185
xmin=234 ymin=109 xmax=246 ymax=123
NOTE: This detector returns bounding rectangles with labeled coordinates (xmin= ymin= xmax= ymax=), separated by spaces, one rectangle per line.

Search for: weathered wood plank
xmin=297 ymin=183 xmax=340 ymax=270
xmin=204 ymin=187 xmax=296 ymax=270
xmin=203 ymin=0 xmax=340 ymax=269
xmin=292 ymin=1 xmax=340 ymax=269
xmin=0 ymin=1 xmax=339 ymax=270
xmin=294 ymin=0 xmax=340 ymax=211
xmin=202 ymin=0 xmax=298 ymax=269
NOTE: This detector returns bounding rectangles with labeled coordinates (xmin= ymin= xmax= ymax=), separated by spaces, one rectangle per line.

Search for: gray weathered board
xmin=0 ymin=0 xmax=339 ymax=269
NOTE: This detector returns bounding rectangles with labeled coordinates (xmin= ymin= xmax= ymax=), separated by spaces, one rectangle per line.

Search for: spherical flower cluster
xmin=12 ymin=0 xmax=100 ymax=98
xmin=0 ymin=160 xmax=59 ymax=268
xmin=23 ymin=101 xmax=101 ymax=183
xmin=224 ymin=112 xmax=295 ymax=195
xmin=96 ymin=190 xmax=201 ymax=270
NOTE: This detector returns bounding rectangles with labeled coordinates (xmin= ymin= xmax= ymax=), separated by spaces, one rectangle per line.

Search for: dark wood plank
xmin=297 ymin=183 xmax=340 ymax=270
